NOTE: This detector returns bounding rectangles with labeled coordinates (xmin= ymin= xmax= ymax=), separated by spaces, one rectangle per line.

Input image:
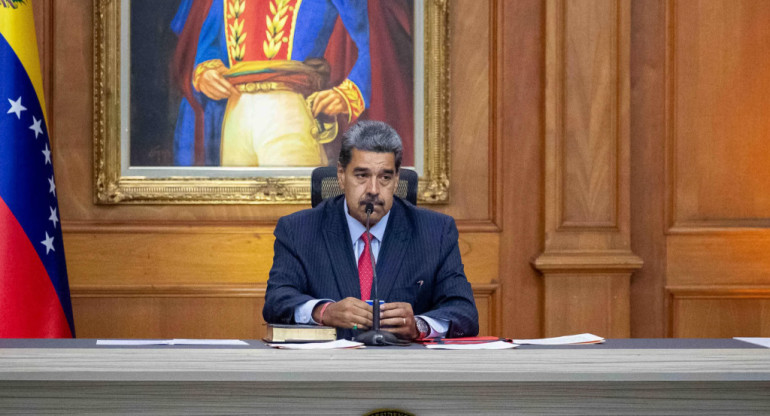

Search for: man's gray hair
xmin=338 ymin=120 xmax=403 ymax=171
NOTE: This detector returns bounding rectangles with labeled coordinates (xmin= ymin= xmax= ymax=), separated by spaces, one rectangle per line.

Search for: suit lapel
xmin=322 ymin=197 xmax=361 ymax=299
xmin=376 ymin=200 xmax=411 ymax=301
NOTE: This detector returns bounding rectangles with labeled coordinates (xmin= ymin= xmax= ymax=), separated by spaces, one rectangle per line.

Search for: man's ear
xmin=336 ymin=162 xmax=345 ymax=190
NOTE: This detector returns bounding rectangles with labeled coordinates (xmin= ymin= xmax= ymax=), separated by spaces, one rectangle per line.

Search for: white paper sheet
xmin=97 ymin=339 xmax=248 ymax=346
xmin=96 ymin=340 xmax=169 ymax=346
xmin=170 ymin=339 xmax=249 ymax=345
xmin=512 ymin=333 xmax=604 ymax=345
xmin=734 ymin=337 xmax=770 ymax=348
xmin=267 ymin=340 xmax=364 ymax=349
xmin=425 ymin=341 xmax=518 ymax=350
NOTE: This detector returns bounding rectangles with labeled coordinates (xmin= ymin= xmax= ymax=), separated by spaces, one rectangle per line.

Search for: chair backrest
xmin=311 ymin=166 xmax=418 ymax=207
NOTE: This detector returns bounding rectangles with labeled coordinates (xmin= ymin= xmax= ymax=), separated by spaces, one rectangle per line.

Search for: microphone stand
xmin=355 ymin=204 xmax=410 ymax=346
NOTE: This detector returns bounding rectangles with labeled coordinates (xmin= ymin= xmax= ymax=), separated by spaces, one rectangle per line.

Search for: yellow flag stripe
xmin=0 ymin=3 xmax=48 ymax=125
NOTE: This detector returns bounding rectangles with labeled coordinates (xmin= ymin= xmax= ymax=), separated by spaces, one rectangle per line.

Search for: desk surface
xmin=1 ymin=337 xmax=762 ymax=349
xmin=1 ymin=338 xmax=769 ymax=382
xmin=2 ymin=338 xmax=770 ymax=415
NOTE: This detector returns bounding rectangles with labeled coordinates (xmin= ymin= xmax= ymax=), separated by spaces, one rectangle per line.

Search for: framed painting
xmin=94 ymin=0 xmax=450 ymax=204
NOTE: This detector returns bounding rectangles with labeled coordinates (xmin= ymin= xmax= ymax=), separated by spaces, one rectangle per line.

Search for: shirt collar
xmin=344 ymin=197 xmax=390 ymax=244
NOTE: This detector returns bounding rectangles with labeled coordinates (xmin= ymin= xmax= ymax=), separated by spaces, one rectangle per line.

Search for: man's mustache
xmin=360 ymin=198 xmax=384 ymax=207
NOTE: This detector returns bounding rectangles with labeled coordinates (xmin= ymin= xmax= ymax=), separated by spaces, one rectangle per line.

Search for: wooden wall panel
xmin=630 ymin=0 xmax=770 ymax=338
xmin=498 ymin=0 xmax=545 ymax=339
xmin=670 ymin=0 xmax=770 ymax=227
xmin=535 ymin=0 xmax=641 ymax=338
xmin=542 ymin=0 xmax=633 ymax=252
xmin=71 ymin=284 xmax=500 ymax=338
xmin=562 ymin=0 xmax=618 ymax=227
xmin=442 ymin=0 xmax=491 ymax=222
xmin=472 ymin=284 xmax=502 ymax=337
xmin=64 ymin=228 xmax=500 ymax=336
xmin=544 ymin=273 xmax=630 ymax=337
xmin=629 ymin=0 xmax=668 ymax=338
xmin=63 ymin=229 xmax=497 ymax=286
xmin=670 ymin=288 xmax=770 ymax=338
xmin=64 ymin=227 xmax=278 ymax=286
xmin=73 ymin=288 xmax=267 ymax=339
xmin=664 ymin=0 xmax=770 ymax=337
xmin=668 ymin=233 xmax=770 ymax=286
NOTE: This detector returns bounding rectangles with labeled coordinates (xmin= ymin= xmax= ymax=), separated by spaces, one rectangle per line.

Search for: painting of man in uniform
xmin=129 ymin=0 xmax=415 ymax=169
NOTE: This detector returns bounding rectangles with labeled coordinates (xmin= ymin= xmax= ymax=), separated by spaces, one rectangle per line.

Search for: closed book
xmin=264 ymin=324 xmax=337 ymax=343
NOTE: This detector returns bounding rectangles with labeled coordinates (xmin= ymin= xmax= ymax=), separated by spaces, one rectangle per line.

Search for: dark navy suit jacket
xmin=263 ymin=195 xmax=479 ymax=339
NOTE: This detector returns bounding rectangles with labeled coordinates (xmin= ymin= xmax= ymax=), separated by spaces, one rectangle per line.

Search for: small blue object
xmin=366 ymin=300 xmax=385 ymax=306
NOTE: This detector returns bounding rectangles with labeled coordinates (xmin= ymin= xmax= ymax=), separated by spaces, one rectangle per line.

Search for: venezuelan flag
xmin=1 ymin=1 xmax=75 ymax=337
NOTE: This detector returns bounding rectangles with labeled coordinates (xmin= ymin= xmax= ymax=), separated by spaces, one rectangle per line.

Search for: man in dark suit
xmin=263 ymin=121 xmax=478 ymax=340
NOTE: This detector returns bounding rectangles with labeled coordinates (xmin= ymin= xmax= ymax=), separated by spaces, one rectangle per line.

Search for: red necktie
xmin=358 ymin=232 xmax=373 ymax=300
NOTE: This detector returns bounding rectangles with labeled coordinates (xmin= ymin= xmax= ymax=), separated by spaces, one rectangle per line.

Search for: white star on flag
xmin=49 ymin=206 xmax=59 ymax=228
xmin=7 ymin=96 xmax=27 ymax=119
xmin=48 ymin=176 xmax=56 ymax=196
xmin=30 ymin=116 xmax=44 ymax=138
xmin=41 ymin=232 xmax=55 ymax=254
xmin=42 ymin=143 xmax=52 ymax=164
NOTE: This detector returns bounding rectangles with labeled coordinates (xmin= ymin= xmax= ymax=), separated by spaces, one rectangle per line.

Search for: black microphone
xmin=355 ymin=203 xmax=409 ymax=346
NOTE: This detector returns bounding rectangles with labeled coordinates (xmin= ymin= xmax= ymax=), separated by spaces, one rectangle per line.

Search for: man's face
xmin=338 ymin=149 xmax=399 ymax=226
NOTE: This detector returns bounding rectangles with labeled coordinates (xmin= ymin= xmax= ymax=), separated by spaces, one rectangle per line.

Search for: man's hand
xmin=312 ymin=297 xmax=373 ymax=330
xmin=311 ymin=89 xmax=347 ymax=117
xmin=197 ymin=68 xmax=240 ymax=101
xmin=380 ymin=302 xmax=420 ymax=340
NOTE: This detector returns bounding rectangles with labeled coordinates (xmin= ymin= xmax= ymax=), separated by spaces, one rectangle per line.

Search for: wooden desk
xmin=1 ymin=339 xmax=769 ymax=415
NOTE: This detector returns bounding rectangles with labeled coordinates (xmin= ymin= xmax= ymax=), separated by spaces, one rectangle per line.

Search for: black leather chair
xmin=310 ymin=166 xmax=418 ymax=208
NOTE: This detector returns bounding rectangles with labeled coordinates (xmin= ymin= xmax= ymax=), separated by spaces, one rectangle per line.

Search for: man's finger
xmin=348 ymin=312 xmax=373 ymax=329
xmin=384 ymin=302 xmax=413 ymax=313
xmin=380 ymin=316 xmax=408 ymax=327
xmin=201 ymin=82 xmax=230 ymax=100
xmin=312 ymin=90 xmax=343 ymax=116
xmin=214 ymin=76 xmax=238 ymax=96
xmin=201 ymin=85 xmax=227 ymax=100
xmin=340 ymin=297 xmax=372 ymax=310
xmin=379 ymin=308 xmax=404 ymax=320
xmin=210 ymin=79 xmax=231 ymax=96
xmin=312 ymin=95 xmax=333 ymax=117
xmin=380 ymin=304 xmax=412 ymax=320
xmin=353 ymin=318 xmax=373 ymax=329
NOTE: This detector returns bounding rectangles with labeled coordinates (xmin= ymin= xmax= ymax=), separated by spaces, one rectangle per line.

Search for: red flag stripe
xmin=0 ymin=196 xmax=72 ymax=338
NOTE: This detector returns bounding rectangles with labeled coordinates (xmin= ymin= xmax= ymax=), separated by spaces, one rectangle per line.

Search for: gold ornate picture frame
xmin=93 ymin=0 xmax=449 ymax=204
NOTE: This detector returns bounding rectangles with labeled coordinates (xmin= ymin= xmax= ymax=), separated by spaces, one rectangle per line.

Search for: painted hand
xmin=197 ymin=68 xmax=240 ymax=101
xmin=311 ymin=88 xmax=347 ymax=117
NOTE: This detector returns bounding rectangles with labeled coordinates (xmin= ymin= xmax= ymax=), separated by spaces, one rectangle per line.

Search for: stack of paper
xmin=512 ymin=333 xmax=604 ymax=345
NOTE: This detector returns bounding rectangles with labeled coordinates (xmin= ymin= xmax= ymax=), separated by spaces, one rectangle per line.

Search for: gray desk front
xmin=1 ymin=339 xmax=769 ymax=415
